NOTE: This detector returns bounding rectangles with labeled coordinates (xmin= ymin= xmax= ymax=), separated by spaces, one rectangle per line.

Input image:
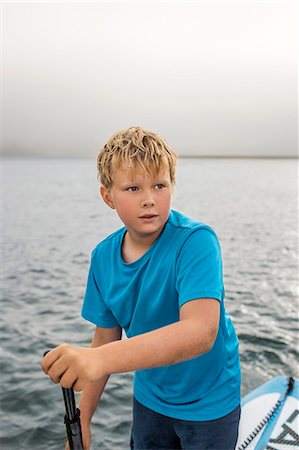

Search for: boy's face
xmin=100 ymin=166 xmax=173 ymax=245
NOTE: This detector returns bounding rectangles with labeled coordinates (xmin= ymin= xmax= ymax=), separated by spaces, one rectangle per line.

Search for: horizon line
xmin=1 ymin=154 xmax=298 ymax=160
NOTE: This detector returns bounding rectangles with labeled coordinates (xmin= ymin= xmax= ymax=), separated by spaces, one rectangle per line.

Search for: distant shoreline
xmin=180 ymin=155 xmax=298 ymax=160
xmin=1 ymin=154 xmax=298 ymax=160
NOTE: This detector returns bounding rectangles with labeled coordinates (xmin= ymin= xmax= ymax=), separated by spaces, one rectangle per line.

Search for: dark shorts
xmin=130 ymin=398 xmax=240 ymax=450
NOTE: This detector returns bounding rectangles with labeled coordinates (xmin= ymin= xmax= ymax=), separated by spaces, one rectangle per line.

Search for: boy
xmin=42 ymin=126 xmax=241 ymax=450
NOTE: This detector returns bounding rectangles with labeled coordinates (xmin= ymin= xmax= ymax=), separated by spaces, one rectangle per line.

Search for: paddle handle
xmin=43 ymin=351 xmax=83 ymax=450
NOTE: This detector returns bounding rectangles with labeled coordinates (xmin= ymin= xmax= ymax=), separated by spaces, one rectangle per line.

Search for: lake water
xmin=0 ymin=157 xmax=298 ymax=449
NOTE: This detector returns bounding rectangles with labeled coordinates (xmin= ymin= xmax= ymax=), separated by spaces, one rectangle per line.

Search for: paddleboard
xmin=236 ymin=376 xmax=299 ymax=450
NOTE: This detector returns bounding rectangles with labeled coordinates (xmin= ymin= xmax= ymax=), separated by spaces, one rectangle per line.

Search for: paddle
xmin=43 ymin=351 xmax=83 ymax=450
xmin=63 ymin=386 xmax=84 ymax=450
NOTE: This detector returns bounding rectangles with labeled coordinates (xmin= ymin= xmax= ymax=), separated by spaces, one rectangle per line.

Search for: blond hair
xmin=97 ymin=126 xmax=177 ymax=189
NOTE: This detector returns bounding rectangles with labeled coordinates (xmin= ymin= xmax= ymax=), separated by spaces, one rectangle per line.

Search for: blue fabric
xmin=130 ymin=397 xmax=241 ymax=450
xmin=82 ymin=210 xmax=241 ymax=421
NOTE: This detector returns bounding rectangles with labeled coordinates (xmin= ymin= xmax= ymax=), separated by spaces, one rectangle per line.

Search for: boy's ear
xmin=100 ymin=186 xmax=115 ymax=209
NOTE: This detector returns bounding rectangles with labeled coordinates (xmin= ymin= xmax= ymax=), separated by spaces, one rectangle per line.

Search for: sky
xmin=1 ymin=0 xmax=298 ymax=158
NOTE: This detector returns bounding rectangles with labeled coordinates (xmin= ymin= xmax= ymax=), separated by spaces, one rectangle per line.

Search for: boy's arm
xmin=41 ymin=298 xmax=219 ymax=391
xmin=77 ymin=324 xmax=122 ymax=424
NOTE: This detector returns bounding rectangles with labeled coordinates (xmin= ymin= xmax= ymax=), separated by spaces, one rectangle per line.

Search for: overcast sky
xmin=1 ymin=0 xmax=298 ymax=158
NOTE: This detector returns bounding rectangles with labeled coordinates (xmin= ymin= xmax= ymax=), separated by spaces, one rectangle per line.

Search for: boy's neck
xmin=122 ymin=231 xmax=158 ymax=264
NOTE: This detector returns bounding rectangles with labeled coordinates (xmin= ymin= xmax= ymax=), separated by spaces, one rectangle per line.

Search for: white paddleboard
xmin=236 ymin=376 xmax=299 ymax=450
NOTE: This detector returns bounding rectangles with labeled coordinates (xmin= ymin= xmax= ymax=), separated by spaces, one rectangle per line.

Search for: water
xmin=1 ymin=157 xmax=298 ymax=449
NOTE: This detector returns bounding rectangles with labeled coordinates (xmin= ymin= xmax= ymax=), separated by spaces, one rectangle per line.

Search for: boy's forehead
xmin=112 ymin=165 xmax=170 ymax=183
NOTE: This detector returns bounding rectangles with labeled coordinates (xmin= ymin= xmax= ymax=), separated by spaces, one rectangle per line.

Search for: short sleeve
xmin=175 ymin=228 xmax=224 ymax=308
xmin=81 ymin=253 xmax=119 ymax=328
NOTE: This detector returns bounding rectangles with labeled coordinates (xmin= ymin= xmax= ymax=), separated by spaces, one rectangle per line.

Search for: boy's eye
xmin=127 ymin=186 xmax=139 ymax=192
xmin=154 ymin=184 xmax=164 ymax=190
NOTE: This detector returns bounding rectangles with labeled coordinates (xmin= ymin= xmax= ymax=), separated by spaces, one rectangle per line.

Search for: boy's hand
xmin=41 ymin=344 xmax=106 ymax=391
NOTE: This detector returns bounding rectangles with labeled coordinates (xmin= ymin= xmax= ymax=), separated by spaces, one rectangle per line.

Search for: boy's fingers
xmin=41 ymin=344 xmax=70 ymax=374
xmin=41 ymin=349 xmax=57 ymax=374
xmin=60 ymin=368 xmax=78 ymax=389
xmin=41 ymin=344 xmax=86 ymax=390
xmin=72 ymin=377 xmax=84 ymax=392
xmin=47 ymin=360 xmax=68 ymax=384
xmin=48 ymin=353 xmax=75 ymax=384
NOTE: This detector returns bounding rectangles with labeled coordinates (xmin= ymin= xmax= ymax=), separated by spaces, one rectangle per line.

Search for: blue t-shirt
xmin=82 ymin=210 xmax=241 ymax=421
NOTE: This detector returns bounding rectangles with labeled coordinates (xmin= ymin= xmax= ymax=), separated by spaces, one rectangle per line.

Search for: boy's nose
xmin=142 ymin=199 xmax=155 ymax=207
xmin=141 ymin=194 xmax=155 ymax=207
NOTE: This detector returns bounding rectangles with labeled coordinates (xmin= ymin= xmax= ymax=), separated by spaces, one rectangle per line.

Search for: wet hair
xmin=97 ymin=126 xmax=177 ymax=189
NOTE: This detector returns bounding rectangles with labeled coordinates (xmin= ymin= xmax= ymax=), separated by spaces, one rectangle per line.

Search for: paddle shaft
xmin=63 ymin=387 xmax=83 ymax=450
xmin=43 ymin=351 xmax=83 ymax=450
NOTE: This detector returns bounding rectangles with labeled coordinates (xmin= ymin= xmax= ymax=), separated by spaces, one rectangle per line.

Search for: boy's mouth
xmin=139 ymin=214 xmax=158 ymax=219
